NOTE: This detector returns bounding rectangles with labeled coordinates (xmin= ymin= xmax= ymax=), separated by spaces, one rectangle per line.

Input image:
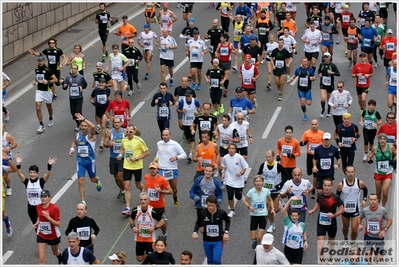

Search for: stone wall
xmin=2 ymin=2 xmax=102 ymax=64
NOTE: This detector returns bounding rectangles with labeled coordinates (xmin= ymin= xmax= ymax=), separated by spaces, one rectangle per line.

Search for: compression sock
xmin=301 ymin=105 xmax=306 ymax=113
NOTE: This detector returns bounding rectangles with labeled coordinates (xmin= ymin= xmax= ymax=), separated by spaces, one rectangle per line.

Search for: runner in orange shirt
xmin=113 ymin=15 xmax=137 ymax=51
xmin=299 ymin=119 xmax=324 ymax=199
xmin=143 ymin=162 xmax=172 ymax=239
xmin=192 ymin=131 xmax=220 ymax=181
xmin=277 ymin=125 xmax=301 ymax=183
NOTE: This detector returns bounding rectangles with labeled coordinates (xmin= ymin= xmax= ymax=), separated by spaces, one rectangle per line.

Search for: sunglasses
xmin=387 ymin=117 xmax=395 ymax=119
xmin=237 ymin=118 xmax=244 ymax=120
xmin=49 ymin=42 xmax=55 ymax=44
xmin=126 ymin=130 xmax=134 ymax=133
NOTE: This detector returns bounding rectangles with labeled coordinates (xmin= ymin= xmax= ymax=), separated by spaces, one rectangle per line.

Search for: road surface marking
xmin=262 ymin=107 xmax=282 ymax=139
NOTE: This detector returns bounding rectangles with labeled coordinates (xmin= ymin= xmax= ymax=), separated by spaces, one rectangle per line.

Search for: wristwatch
xmin=384 ymin=227 xmax=388 ymax=231
xmin=224 ymin=230 xmax=229 ymax=234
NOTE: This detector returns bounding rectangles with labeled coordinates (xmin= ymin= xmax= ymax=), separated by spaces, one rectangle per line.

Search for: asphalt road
xmin=2 ymin=2 xmax=397 ymax=265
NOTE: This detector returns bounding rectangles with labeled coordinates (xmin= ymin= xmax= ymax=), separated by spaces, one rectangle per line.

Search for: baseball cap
xmin=261 ymin=233 xmax=274 ymax=245
xmin=323 ymin=132 xmax=332 ymax=140
xmin=343 ymin=4 xmax=349 ymax=9
xmin=249 ymin=35 xmax=256 ymax=40
xmin=184 ymin=89 xmax=194 ymax=96
xmin=323 ymin=52 xmax=331 ymax=57
xmin=359 ymin=52 xmax=367 ymax=57
xmin=40 ymin=190 xmax=50 ymax=197
xmin=387 ymin=29 xmax=393 ymax=34
xmin=99 ymin=78 xmax=106 ymax=83
xmin=188 ymin=18 xmax=195 ymax=23
xmin=144 ymin=24 xmax=150 ymax=29
xmin=96 ymin=62 xmax=103 ymax=67
xmin=108 ymin=254 xmax=120 ymax=262
xmin=149 ymin=161 xmax=159 ymax=169
xmin=235 ymin=86 xmax=243 ymax=93
xmin=122 ymin=15 xmax=128 ymax=19
xmin=115 ymin=90 xmax=123 ymax=96
xmin=37 ymin=56 xmax=45 ymax=61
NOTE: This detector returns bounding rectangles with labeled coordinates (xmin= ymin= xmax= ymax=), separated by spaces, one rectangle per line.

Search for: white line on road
xmin=262 ymin=107 xmax=282 ymax=139
xmin=130 ymin=101 xmax=145 ymax=117
xmin=2 ymin=251 xmax=14 ymax=264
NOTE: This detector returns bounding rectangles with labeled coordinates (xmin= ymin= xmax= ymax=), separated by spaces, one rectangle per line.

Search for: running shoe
xmin=163 ymin=231 xmax=168 ymax=240
xmin=219 ymin=104 xmax=224 ymax=114
xmin=223 ymin=89 xmax=227 ymax=97
xmin=363 ymin=154 xmax=367 ymax=162
xmin=144 ymin=73 xmax=149 ymax=80
xmin=187 ymin=152 xmax=193 ymax=162
xmin=96 ymin=177 xmax=102 ymax=192
xmin=266 ymin=83 xmax=271 ymax=91
xmin=163 ymin=213 xmax=168 ymax=221
xmin=99 ymin=141 xmax=104 ymax=150
xmin=6 ymin=187 xmax=12 ymax=196
xmin=75 ymin=127 xmax=80 ymax=132
xmin=122 ymin=207 xmax=131 ymax=216
xmin=336 ymin=39 xmax=340 ymax=44
xmin=52 ymin=95 xmax=58 ymax=101
xmin=254 ymin=98 xmax=257 ymax=108
xmin=373 ymin=62 xmax=379 ymax=68
xmin=37 ymin=125 xmax=45 ymax=133
xmin=128 ymin=90 xmax=134 ymax=96
xmin=137 ymin=80 xmax=141 ymax=89
xmin=4 ymin=111 xmax=10 ymax=122
xmin=266 ymin=224 xmax=275 ymax=233
xmin=326 ymin=113 xmax=331 ymax=117
xmin=232 ymin=66 xmax=237 ymax=71
xmin=311 ymin=192 xmax=316 ymax=199
xmin=191 ymin=83 xmax=197 ymax=90
xmin=227 ymin=210 xmax=235 ymax=218
xmin=81 ymin=200 xmax=87 ymax=206
xmin=251 ymin=240 xmax=257 ymax=249
xmin=182 ymin=132 xmax=186 ymax=140
xmin=117 ymin=190 xmax=123 ymax=199
xmin=302 ymin=114 xmax=308 ymax=121
xmin=169 ymin=78 xmax=174 ymax=87
xmin=174 ymin=198 xmax=179 ymax=207
xmin=187 ymin=74 xmax=192 ymax=81
xmin=102 ymin=55 xmax=106 ymax=62
xmin=213 ymin=110 xmax=219 ymax=116
xmin=48 ymin=119 xmax=54 ymax=127
xmin=286 ymin=75 xmax=291 ymax=81
xmin=197 ymin=84 xmax=202 ymax=90
xmin=348 ymin=61 xmax=352 ymax=68
xmin=95 ymin=124 xmax=101 ymax=134
xmin=319 ymin=113 xmax=324 ymax=118
xmin=277 ymin=94 xmax=282 ymax=101
xmin=6 ymin=222 xmax=13 ymax=237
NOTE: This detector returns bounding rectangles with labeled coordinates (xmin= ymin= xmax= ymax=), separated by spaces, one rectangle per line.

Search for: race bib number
xmin=77 ymin=226 xmax=90 ymax=241
xmin=263 ymin=182 xmax=274 ymax=189
xmin=233 ymin=107 xmax=242 ymax=115
xmin=344 ymin=201 xmax=356 ymax=213
xmin=337 ymin=102 xmax=345 ymax=108
xmin=209 ymin=45 xmax=214 ymax=54
xmin=319 ymin=212 xmax=332 ymax=225
xmin=364 ymin=119 xmax=374 ymax=130
xmin=259 ymin=27 xmax=266 ymax=34
xmin=243 ymin=77 xmax=251 ymax=85
xmin=250 ymin=58 xmax=256 ymax=64
xmin=342 ymin=15 xmax=350 ymax=22
xmin=113 ymin=143 xmax=121 ymax=153
xmin=48 ymin=55 xmax=56 ymax=65
xmin=322 ymin=33 xmax=330 ymax=41
xmin=220 ymin=47 xmax=228 ymax=56
xmin=299 ymin=77 xmax=308 ymax=87
xmin=291 ymin=197 xmax=304 ymax=209
xmin=386 ymin=42 xmax=395 ymax=51
xmin=201 ymin=195 xmax=208 ymax=208
xmin=206 ymin=225 xmax=219 ymax=237
xmin=348 ymin=35 xmax=356 ymax=43
xmin=162 ymin=170 xmax=173 ymax=180
xmin=308 ymin=143 xmax=319 ymax=153
xmin=100 ymin=15 xmax=108 ymax=24
xmin=96 ymin=94 xmax=107 ymax=104
xmin=387 ymin=135 xmax=395 ymax=144
xmin=192 ymin=52 xmax=199 ymax=58
xmin=310 ymin=41 xmax=318 ymax=48
xmin=287 ymin=233 xmax=301 ymax=246
xmin=252 ymin=201 xmax=265 ymax=212
xmin=78 ymin=146 xmax=89 ymax=157
xmin=210 ymin=78 xmax=219 ymax=88
xmin=320 ymin=158 xmax=331 ymax=170
xmin=148 ymin=188 xmax=160 ymax=201
xmin=39 ymin=222 xmax=52 ymax=235
xmin=342 ymin=137 xmax=352 ymax=147
xmin=363 ymin=38 xmax=371 ymax=47
xmin=36 ymin=74 xmax=45 ymax=83
xmin=124 ymin=150 xmax=134 ymax=160
xmin=358 ymin=75 xmax=367 ymax=85
xmin=389 ymin=76 xmax=397 ymax=86
xmin=139 ymin=225 xmax=151 ymax=238
xmin=159 ymin=107 xmax=169 ymax=117
xmin=377 ymin=161 xmax=389 ymax=172
xmin=200 ymin=121 xmax=211 ymax=131
xmin=70 ymin=86 xmax=79 ymax=97
xmin=322 ymin=76 xmax=331 ymax=86
xmin=121 ymin=36 xmax=128 ymax=43
xmin=367 ymin=221 xmax=380 ymax=235
xmin=201 ymin=159 xmax=212 ymax=168
xmin=282 ymin=145 xmax=292 ymax=156
xmin=275 ymin=60 xmax=284 ymax=68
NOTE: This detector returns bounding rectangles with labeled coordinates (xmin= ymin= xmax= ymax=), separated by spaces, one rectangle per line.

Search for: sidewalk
xmin=3 ymin=2 xmax=143 ymax=100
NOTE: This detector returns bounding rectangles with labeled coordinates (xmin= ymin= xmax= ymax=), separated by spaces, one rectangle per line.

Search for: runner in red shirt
xmin=377 ymin=112 xmax=397 ymax=149
xmin=238 ymin=54 xmax=260 ymax=106
xmin=105 ymin=90 xmax=132 ymax=128
xmin=380 ymin=30 xmax=397 ymax=68
xmin=351 ymin=52 xmax=373 ymax=112
xmin=33 ymin=190 xmax=62 ymax=264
